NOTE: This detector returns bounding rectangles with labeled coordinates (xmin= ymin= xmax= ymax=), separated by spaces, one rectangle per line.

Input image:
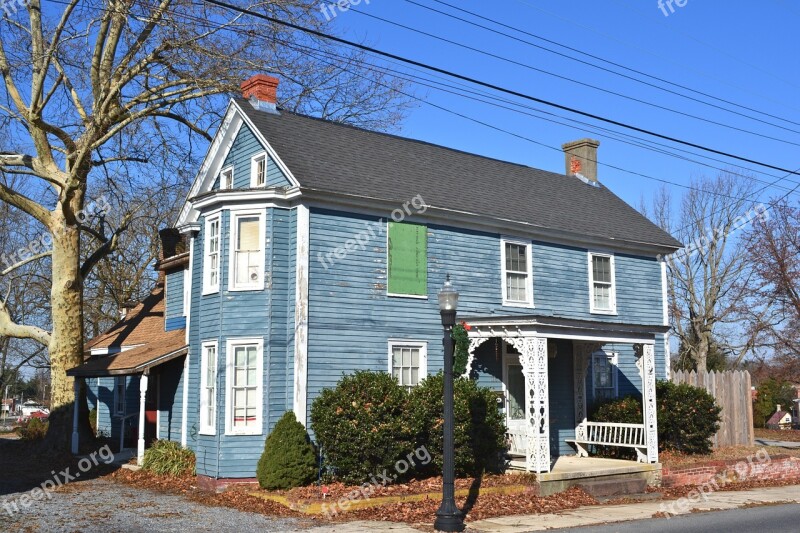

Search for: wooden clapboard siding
xmin=210 ymin=123 xmax=290 ymax=190
xmin=189 ymin=208 xmax=295 ymax=478
xmin=165 ymin=268 xmax=186 ymax=331
xmin=157 ymin=356 xmax=185 ymax=442
xmin=307 ymin=208 xmax=666 ymax=418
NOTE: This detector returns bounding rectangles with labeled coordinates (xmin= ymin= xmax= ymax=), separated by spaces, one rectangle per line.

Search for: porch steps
xmin=508 ymin=456 xmax=662 ymax=497
xmin=576 ymin=477 xmax=647 ymax=498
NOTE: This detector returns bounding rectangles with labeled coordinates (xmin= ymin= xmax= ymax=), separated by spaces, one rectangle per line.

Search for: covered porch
xmin=67 ymin=339 xmax=188 ymax=464
xmin=464 ymin=315 xmax=667 ymax=475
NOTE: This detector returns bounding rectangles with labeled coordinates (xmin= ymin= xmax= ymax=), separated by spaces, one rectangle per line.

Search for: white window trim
xmin=592 ymin=350 xmax=619 ymax=400
xmin=113 ymin=377 xmax=126 ymax=416
xmin=220 ymin=166 xmax=234 ymax=190
xmin=227 ymin=208 xmax=266 ymax=292
xmin=225 ymin=337 xmax=264 ymax=436
xmin=250 ymin=152 xmax=268 ymax=188
xmin=387 ymin=340 xmax=428 ymax=387
xmin=202 ymin=214 xmax=221 ymax=295
xmin=199 ymin=341 xmax=218 ymax=435
xmin=588 ymin=251 xmax=617 ymax=315
xmin=501 ymin=237 xmax=534 ymax=308
xmin=182 ymin=268 xmax=190 ymax=317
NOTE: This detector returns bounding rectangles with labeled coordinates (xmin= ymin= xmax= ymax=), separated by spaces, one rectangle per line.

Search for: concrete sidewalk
xmin=303 ymin=484 xmax=800 ymax=532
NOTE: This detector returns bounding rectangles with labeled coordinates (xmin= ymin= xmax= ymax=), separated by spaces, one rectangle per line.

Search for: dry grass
xmin=754 ymin=428 xmax=800 ymax=442
xmin=660 ymin=446 xmax=800 ymax=469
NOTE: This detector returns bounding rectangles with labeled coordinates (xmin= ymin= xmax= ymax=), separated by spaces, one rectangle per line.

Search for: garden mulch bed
xmin=111 ymin=468 xmax=597 ymax=524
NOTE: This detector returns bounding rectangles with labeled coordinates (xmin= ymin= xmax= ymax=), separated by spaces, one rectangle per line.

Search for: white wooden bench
xmin=565 ymin=422 xmax=649 ymax=463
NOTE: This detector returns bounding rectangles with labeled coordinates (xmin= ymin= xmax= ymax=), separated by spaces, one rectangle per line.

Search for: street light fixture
xmin=434 ymin=274 xmax=464 ymax=532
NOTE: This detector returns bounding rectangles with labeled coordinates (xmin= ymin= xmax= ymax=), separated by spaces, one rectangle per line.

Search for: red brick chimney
xmin=241 ymin=74 xmax=279 ymax=105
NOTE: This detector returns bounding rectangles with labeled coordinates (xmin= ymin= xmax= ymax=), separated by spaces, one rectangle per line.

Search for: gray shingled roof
xmin=236 ymin=99 xmax=681 ymax=250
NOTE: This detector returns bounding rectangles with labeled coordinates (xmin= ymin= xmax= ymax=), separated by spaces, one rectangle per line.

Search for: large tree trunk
xmin=45 ymin=215 xmax=91 ymax=449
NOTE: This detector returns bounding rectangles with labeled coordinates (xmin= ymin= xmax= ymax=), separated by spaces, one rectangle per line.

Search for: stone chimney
xmin=241 ymin=74 xmax=279 ymax=112
xmin=777 ymin=404 xmax=782 ymax=413
xmin=562 ymin=138 xmax=601 ymax=183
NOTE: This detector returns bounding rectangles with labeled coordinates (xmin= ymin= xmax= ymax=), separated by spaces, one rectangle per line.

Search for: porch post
xmin=636 ymin=344 xmax=659 ymax=463
xmin=71 ymin=378 xmax=81 ymax=454
xmin=509 ymin=336 xmax=550 ymax=473
xmin=138 ymin=373 xmax=149 ymax=464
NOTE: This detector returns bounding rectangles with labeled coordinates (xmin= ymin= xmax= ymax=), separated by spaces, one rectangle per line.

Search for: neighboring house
xmin=766 ymin=405 xmax=793 ymax=430
xmin=69 ymin=75 xmax=681 ymax=488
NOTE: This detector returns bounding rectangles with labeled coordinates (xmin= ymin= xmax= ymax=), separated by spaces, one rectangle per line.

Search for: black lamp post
xmin=434 ymin=274 xmax=465 ymax=532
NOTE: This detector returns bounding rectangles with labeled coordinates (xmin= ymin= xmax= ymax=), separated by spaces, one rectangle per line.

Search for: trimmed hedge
xmin=17 ymin=417 xmax=48 ymax=440
xmin=310 ymin=371 xmax=413 ymax=484
xmin=310 ymin=371 xmax=507 ymax=484
xmin=257 ymin=412 xmax=317 ymax=490
xmin=593 ymin=380 xmax=721 ymax=455
xmin=408 ymin=373 xmax=506 ymax=477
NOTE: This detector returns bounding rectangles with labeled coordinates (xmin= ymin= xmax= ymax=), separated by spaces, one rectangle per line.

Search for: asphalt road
xmin=550 ymin=503 xmax=800 ymax=533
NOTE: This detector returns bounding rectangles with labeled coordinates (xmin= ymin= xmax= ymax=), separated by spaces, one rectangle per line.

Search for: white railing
xmin=507 ymin=429 xmax=527 ymax=456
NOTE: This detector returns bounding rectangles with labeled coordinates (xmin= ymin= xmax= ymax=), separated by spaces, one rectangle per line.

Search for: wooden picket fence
xmin=671 ymin=370 xmax=754 ymax=448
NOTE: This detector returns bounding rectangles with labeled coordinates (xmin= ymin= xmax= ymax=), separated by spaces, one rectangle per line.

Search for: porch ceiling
xmin=461 ymin=314 xmax=669 ymax=344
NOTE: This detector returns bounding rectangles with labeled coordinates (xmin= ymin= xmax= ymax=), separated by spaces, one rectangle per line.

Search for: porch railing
xmin=507 ymin=428 xmax=527 ymax=456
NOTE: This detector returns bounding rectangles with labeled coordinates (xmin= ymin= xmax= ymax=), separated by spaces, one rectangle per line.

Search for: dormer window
xmin=251 ymin=153 xmax=267 ymax=187
xmin=220 ymin=166 xmax=234 ymax=190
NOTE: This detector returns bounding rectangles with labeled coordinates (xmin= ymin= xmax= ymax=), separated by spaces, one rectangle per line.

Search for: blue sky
xmin=325 ymin=0 xmax=800 ymax=210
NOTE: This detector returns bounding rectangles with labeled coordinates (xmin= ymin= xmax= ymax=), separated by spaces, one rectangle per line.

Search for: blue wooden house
xmin=69 ymin=75 xmax=680 ymax=489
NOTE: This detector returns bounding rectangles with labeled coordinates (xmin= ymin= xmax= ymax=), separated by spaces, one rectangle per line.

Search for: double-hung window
xmin=387 ymin=222 xmax=427 ymax=297
xmin=226 ymin=338 xmax=263 ymax=435
xmin=203 ymin=215 xmax=221 ymax=294
xmin=589 ymin=252 xmax=616 ymax=314
xmin=592 ymin=350 xmax=618 ymax=403
xmin=230 ymin=211 xmax=265 ymax=291
xmin=220 ymin=166 xmax=234 ymax=190
xmin=388 ymin=341 xmax=427 ymax=388
xmin=114 ymin=377 xmax=126 ymax=415
xmin=251 ymin=153 xmax=267 ymax=187
xmin=200 ymin=342 xmax=218 ymax=435
xmin=501 ymin=239 xmax=533 ymax=307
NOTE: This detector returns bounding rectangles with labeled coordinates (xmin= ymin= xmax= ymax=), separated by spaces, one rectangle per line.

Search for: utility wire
xmin=413 ymin=0 xmax=800 ymax=132
xmin=348 ymin=6 xmax=800 ymax=149
xmin=200 ymin=0 xmax=800 ymax=178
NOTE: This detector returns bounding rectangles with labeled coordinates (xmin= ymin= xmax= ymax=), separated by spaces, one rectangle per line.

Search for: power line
xmin=413 ymin=0 xmax=800 ymax=133
xmin=200 ymin=0 xmax=800 ymax=178
xmin=348 ymin=6 xmax=800 ymax=150
xmin=279 ymin=35 xmax=800 ymax=210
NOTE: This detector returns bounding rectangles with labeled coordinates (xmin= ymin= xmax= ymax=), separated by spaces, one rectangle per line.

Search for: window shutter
xmin=387 ymin=222 xmax=427 ymax=296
